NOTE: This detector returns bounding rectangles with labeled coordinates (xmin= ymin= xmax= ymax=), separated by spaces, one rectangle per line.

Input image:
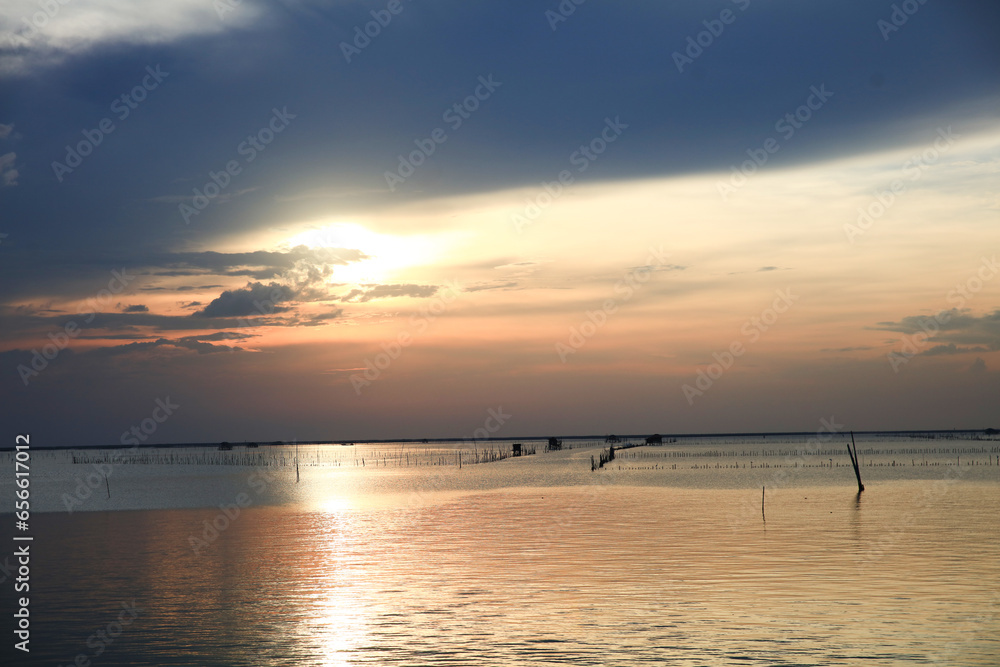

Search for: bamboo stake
xmin=848 ymin=432 xmax=865 ymax=492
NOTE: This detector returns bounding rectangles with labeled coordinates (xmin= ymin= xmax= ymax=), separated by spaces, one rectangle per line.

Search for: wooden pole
xmin=761 ymin=486 xmax=765 ymax=523
xmin=848 ymin=432 xmax=865 ymax=492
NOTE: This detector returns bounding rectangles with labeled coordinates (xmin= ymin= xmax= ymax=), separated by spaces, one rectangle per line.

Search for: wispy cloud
xmin=0 ymin=152 xmax=18 ymax=186
xmin=341 ymin=284 xmax=439 ymax=303
xmin=0 ymin=0 xmax=264 ymax=75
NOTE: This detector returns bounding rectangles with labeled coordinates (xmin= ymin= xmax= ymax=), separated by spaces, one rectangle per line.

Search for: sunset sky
xmin=1 ymin=0 xmax=998 ymax=446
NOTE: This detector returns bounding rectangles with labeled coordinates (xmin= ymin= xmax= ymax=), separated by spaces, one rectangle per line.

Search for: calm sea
xmin=2 ymin=435 xmax=998 ymax=665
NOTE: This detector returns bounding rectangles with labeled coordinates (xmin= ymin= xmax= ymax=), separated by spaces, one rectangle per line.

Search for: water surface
xmin=2 ymin=437 xmax=998 ymax=665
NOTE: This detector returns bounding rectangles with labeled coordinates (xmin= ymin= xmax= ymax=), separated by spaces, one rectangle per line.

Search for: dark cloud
xmin=310 ymin=310 xmax=343 ymax=321
xmin=122 ymin=304 xmax=149 ymax=313
xmin=922 ymin=343 xmax=990 ymax=356
xmin=179 ymin=332 xmax=257 ymax=343
xmin=0 ymin=337 xmax=244 ymax=372
xmin=223 ymin=268 xmax=283 ymax=280
xmin=0 ymin=308 xmax=303 ymax=343
xmin=0 ymin=247 xmax=367 ymax=303
xmin=875 ymin=309 xmax=1000 ymax=357
xmin=76 ymin=334 xmax=157 ymax=341
xmin=151 ymin=247 xmax=367 ymax=276
xmin=728 ymin=266 xmax=786 ymax=275
xmin=90 ymin=338 xmax=244 ymax=356
xmin=876 ymin=309 xmax=998 ymax=332
xmin=1 ymin=1 xmax=996 ymax=275
xmin=628 ymin=264 xmax=687 ymax=274
xmin=193 ymin=282 xmax=296 ymax=318
xmin=341 ymin=284 xmax=439 ymax=303
xmin=465 ymin=281 xmax=520 ymax=293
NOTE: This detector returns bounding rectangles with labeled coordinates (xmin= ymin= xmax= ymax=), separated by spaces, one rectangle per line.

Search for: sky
xmin=0 ymin=0 xmax=998 ymax=446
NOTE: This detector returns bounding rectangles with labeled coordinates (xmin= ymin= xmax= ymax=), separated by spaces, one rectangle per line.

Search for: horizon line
xmin=7 ymin=427 xmax=998 ymax=452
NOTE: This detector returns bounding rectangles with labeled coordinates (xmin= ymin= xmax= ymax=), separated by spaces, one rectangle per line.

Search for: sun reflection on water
xmin=295 ymin=505 xmax=375 ymax=667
